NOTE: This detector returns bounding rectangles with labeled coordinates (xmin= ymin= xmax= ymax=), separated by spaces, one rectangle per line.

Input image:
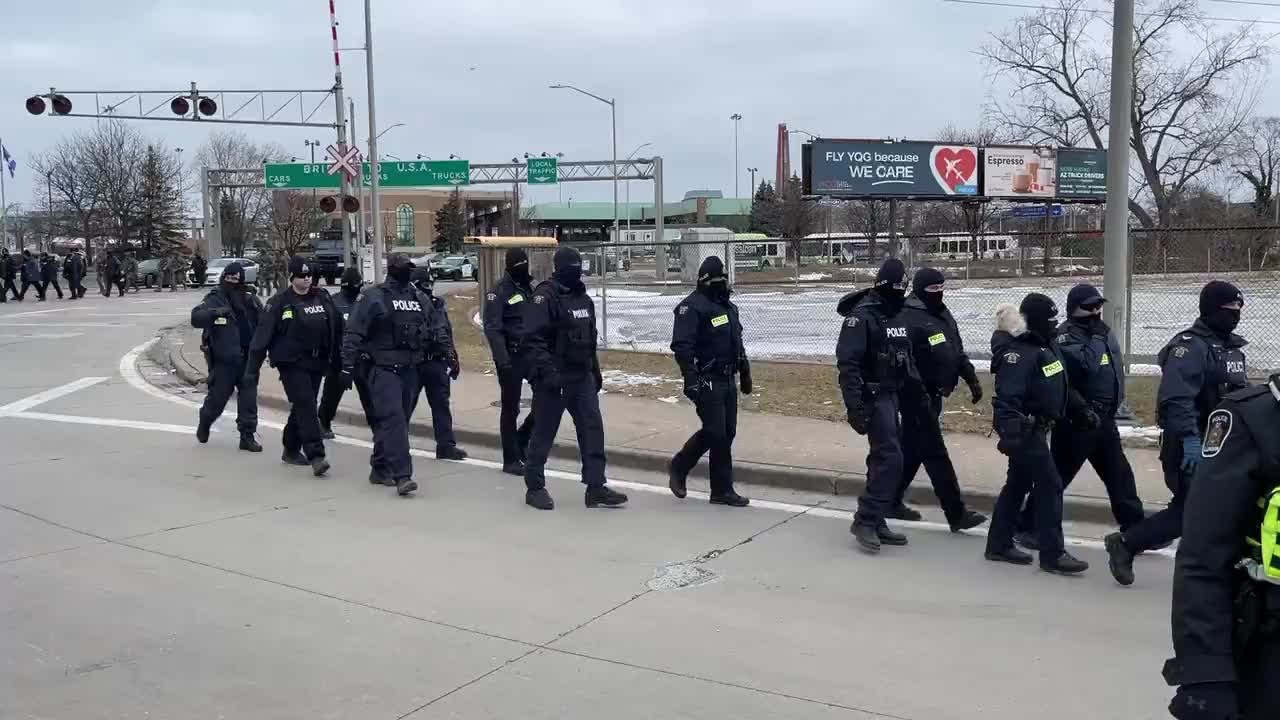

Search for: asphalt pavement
xmin=0 ymin=285 xmax=1178 ymax=719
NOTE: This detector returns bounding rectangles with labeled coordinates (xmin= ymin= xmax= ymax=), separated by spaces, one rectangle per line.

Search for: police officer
xmin=483 ymin=248 xmax=537 ymax=475
xmin=1162 ymin=377 xmax=1280 ymax=720
xmin=1014 ymin=283 xmax=1144 ymax=549
xmin=40 ymin=252 xmax=63 ymax=300
xmin=837 ymin=258 xmax=917 ymax=553
xmin=19 ymin=250 xmax=43 ymax=301
xmin=0 ymin=247 xmax=13 ymax=302
xmin=342 ymin=254 xmax=430 ymax=496
xmin=411 ymin=266 xmax=467 ymax=461
xmin=522 ymin=246 xmax=628 ymax=511
xmin=893 ymin=267 xmax=988 ymax=531
xmin=668 ymin=256 xmax=751 ymax=507
xmin=70 ymin=250 xmax=88 ymax=298
xmin=191 ymin=252 xmax=207 ymax=290
xmin=121 ymin=251 xmax=140 ymax=294
xmin=105 ymin=251 xmax=126 ymax=297
xmin=192 ymin=262 xmax=263 ymax=453
xmin=248 ymin=256 xmax=340 ymax=476
xmin=1105 ymin=281 xmax=1248 ymax=586
xmin=318 ymin=268 xmax=368 ymax=439
xmin=984 ymin=294 xmax=1090 ymax=575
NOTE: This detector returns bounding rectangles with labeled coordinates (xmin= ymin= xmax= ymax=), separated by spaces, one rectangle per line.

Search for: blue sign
xmin=1005 ymin=204 xmax=1063 ymax=218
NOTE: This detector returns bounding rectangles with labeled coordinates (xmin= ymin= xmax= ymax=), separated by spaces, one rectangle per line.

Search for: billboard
xmin=1056 ymin=148 xmax=1107 ymax=199
xmin=983 ymin=146 xmax=1057 ymax=198
xmin=805 ymin=140 xmax=978 ymax=198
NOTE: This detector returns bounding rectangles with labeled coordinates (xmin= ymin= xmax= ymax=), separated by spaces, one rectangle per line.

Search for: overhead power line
xmin=942 ymin=0 xmax=1280 ymax=24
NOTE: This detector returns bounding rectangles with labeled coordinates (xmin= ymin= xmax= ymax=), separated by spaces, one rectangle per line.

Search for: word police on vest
xmin=303 ymin=305 xmax=326 ymax=315
xmin=571 ymin=309 xmax=590 ymax=319
xmin=392 ymin=299 xmax=423 ymax=312
xmin=885 ymin=326 xmax=908 ymax=338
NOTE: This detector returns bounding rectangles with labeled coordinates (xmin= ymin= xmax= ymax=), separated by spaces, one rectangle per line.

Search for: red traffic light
xmin=50 ymin=94 xmax=72 ymax=115
xmin=170 ymin=97 xmax=190 ymax=116
xmin=26 ymin=96 xmax=46 ymax=115
xmin=341 ymin=195 xmax=360 ymax=213
xmin=319 ymin=196 xmax=338 ymax=213
xmin=197 ymin=96 xmax=217 ymax=116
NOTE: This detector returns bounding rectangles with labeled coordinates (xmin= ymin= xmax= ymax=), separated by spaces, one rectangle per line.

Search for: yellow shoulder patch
xmin=710 ymin=314 xmax=729 ymax=328
xmin=281 ymin=309 xmax=294 ymax=319
xmin=927 ymin=332 xmax=946 ymax=346
xmin=1100 ymin=353 xmax=1110 ymax=365
xmin=508 ymin=293 xmax=524 ymax=305
xmin=1041 ymin=359 xmax=1063 ymax=377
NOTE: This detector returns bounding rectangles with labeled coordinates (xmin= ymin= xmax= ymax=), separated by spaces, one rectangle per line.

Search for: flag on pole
xmin=1 ymin=144 xmax=14 ymax=178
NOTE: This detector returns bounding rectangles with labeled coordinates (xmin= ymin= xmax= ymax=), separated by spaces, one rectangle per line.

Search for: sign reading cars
xmin=804 ymin=139 xmax=979 ymax=198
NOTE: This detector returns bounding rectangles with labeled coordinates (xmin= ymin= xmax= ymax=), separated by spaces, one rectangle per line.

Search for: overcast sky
xmin=4 ymin=0 xmax=1280 ymax=210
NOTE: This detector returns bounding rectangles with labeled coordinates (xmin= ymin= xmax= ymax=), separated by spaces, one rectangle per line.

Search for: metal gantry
xmin=29 ymin=87 xmax=340 ymax=129
xmin=468 ymin=158 xmax=656 ymax=185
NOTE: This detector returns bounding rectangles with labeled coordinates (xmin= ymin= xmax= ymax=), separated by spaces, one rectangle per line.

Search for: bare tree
xmin=980 ymin=0 xmax=1268 ymax=227
xmin=194 ymin=130 xmax=288 ymax=257
xmin=841 ymin=200 xmax=887 ymax=260
xmin=777 ymin=175 xmax=818 ymax=265
xmin=84 ymin=120 xmax=149 ymax=247
xmin=29 ymin=132 xmax=104 ymax=259
xmin=265 ymin=191 xmax=318 ymax=258
xmin=1233 ymin=116 xmax=1280 ymax=219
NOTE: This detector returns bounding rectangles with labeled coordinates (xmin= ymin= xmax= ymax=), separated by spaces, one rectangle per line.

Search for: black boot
xmin=437 ymin=445 xmax=468 ymax=461
xmin=319 ymin=422 xmax=335 ymax=440
xmin=985 ymin=546 xmax=1034 ymax=565
xmin=525 ymin=488 xmax=555 ymax=510
xmin=851 ymin=522 xmax=881 ymax=554
xmin=502 ymin=460 xmax=526 ymax=477
xmin=238 ymin=433 xmax=263 ymax=453
xmin=585 ymin=485 xmax=628 ymax=508
xmin=196 ymin=419 xmax=211 ymax=444
xmin=282 ymin=450 xmax=309 ymax=466
xmin=1041 ymin=551 xmax=1089 ymax=575
xmin=876 ymin=523 xmax=909 ymax=546
xmin=1104 ymin=533 xmax=1135 ymax=586
xmin=667 ymin=460 xmax=687 ymax=499
xmin=1013 ymin=531 xmax=1040 ymax=551
xmin=949 ymin=511 xmax=988 ymax=533
xmin=310 ymin=457 xmax=330 ymax=477
xmin=709 ymin=491 xmax=749 ymax=507
xmin=369 ymin=468 xmax=389 ymax=486
xmin=888 ymin=503 xmax=923 ymax=522
xmin=395 ymin=477 xmax=418 ymax=496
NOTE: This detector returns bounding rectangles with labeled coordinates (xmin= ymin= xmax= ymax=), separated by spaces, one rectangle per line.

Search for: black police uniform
xmin=483 ymin=262 xmax=537 ymax=472
xmin=250 ymin=272 xmax=340 ymax=473
xmin=521 ymin=247 xmax=626 ymax=510
xmin=669 ymin=256 xmax=751 ymax=506
xmin=40 ymin=255 xmax=63 ymax=299
xmin=342 ymin=267 xmax=429 ymax=495
xmin=1019 ymin=293 xmax=1144 ymax=539
xmin=1118 ymin=315 xmax=1247 ymax=558
xmin=412 ymin=271 xmax=464 ymax=459
xmin=20 ymin=252 xmax=43 ymax=300
xmin=318 ymin=270 xmax=373 ymax=435
xmin=192 ymin=266 xmax=263 ymax=449
xmin=0 ymin=249 xmax=15 ymax=302
xmin=1162 ymin=380 xmax=1280 ymax=720
xmin=985 ymin=296 xmax=1090 ymax=574
xmin=836 ymin=260 xmax=918 ymax=551
xmin=894 ymin=279 xmax=984 ymax=530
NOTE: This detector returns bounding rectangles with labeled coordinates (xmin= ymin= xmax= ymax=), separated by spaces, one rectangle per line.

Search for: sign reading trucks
xmin=803 ymin=139 xmax=978 ymax=198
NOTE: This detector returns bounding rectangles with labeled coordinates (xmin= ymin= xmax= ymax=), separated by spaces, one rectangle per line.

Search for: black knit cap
xmin=1066 ymin=283 xmax=1105 ymax=314
xmin=697 ymin=255 xmax=726 ymax=282
xmin=340 ymin=267 xmax=362 ymax=287
xmin=505 ymin=248 xmax=529 ymax=271
xmin=1199 ymin=280 xmax=1243 ymax=316
xmin=553 ymin=246 xmax=582 ymax=272
xmin=1019 ymin=292 xmax=1058 ymax=322
xmin=874 ymin=258 xmax=906 ymax=287
xmin=222 ymin=261 xmax=244 ymax=280
xmin=286 ymin=256 xmax=311 ymax=277
xmin=912 ymin=267 xmax=945 ymax=294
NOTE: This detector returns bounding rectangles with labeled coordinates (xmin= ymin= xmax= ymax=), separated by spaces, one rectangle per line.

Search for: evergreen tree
xmin=433 ymin=187 xmax=467 ymax=253
xmin=138 ymin=145 xmax=187 ymax=260
xmin=747 ymin=180 xmax=779 ymax=235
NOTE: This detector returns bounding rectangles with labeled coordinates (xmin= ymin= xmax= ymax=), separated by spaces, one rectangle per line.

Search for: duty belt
xmin=1031 ymin=416 xmax=1055 ymax=433
xmin=425 ymin=353 xmax=448 ymax=362
xmin=697 ymin=360 xmax=737 ymax=377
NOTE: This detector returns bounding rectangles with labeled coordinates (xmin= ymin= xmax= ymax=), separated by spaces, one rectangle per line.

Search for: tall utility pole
xmin=47 ymin=170 xmax=54 ymax=252
xmin=748 ymin=167 xmax=758 ymax=195
xmin=364 ymin=0 xmax=383 ymax=282
xmin=731 ymin=113 xmax=742 ymax=198
xmin=349 ymin=97 xmax=365 ymax=263
xmin=1103 ymin=0 xmax=1134 ymax=358
xmin=328 ymin=0 xmax=353 ymax=266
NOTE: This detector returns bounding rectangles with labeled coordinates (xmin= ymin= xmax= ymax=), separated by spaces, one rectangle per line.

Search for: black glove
xmin=448 ymin=356 xmax=461 ymax=381
xmin=1077 ymin=407 xmax=1100 ymax=431
xmin=995 ymin=433 xmax=1023 ymax=456
xmin=966 ymin=377 xmax=983 ymax=404
xmin=848 ymin=398 xmax=869 ymax=435
xmin=739 ymin=361 xmax=753 ymax=395
xmin=214 ymin=306 xmax=234 ymax=317
xmin=593 ymin=367 xmax=603 ymax=392
xmin=683 ymin=373 xmax=702 ymax=402
xmin=339 ymin=367 xmax=355 ymax=390
xmin=1169 ymin=682 xmax=1239 ymax=720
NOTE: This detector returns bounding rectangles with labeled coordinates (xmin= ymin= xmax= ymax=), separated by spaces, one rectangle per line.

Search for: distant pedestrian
xmin=121 ymin=251 xmax=140 ymax=293
xmin=40 ymin=252 xmax=63 ymax=300
xmin=69 ymin=250 xmax=87 ymax=298
xmin=191 ymin=252 xmax=207 ymax=288
xmin=94 ymin=252 xmax=108 ymax=295
xmin=19 ymin=250 xmax=44 ymax=301
xmin=0 ymin=247 xmax=17 ymax=302
xmin=104 ymin=252 xmax=125 ymax=297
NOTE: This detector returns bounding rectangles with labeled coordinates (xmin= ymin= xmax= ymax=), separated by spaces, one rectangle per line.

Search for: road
xmin=0 ymin=284 xmax=1177 ymax=719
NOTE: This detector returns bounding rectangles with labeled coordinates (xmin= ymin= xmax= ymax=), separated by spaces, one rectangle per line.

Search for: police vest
xmin=283 ymin=296 xmax=331 ymax=350
xmin=369 ymin=289 xmax=427 ymax=365
xmin=555 ymin=296 xmax=596 ymax=367
xmin=1244 ymin=486 xmax=1280 ymax=585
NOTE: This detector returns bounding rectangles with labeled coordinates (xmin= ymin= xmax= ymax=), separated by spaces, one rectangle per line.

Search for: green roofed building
xmin=523 ymin=190 xmax=751 ymax=242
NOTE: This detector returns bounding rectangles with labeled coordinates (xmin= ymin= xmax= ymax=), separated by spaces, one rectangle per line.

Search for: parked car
xmin=200 ymin=257 xmax=259 ymax=286
xmin=137 ymin=258 xmax=162 ymax=288
xmin=430 ymin=255 xmax=476 ymax=282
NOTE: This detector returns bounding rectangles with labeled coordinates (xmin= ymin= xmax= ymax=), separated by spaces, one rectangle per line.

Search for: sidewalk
xmin=165 ymin=326 xmax=1172 ymax=522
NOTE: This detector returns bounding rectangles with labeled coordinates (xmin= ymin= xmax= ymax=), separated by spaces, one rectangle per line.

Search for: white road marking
xmin=114 ymin=340 xmax=1169 ymax=557
xmin=0 ymin=332 xmax=84 ymax=340
xmin=0 ymin=377 xmax=110 ymax=415
xmin=3 ymin=307 xmax=75 ymax=317
xmin=0 ymin=322 xmax=133 ymax=328
xmin=10 ymin=411 xmax=196 ymax=434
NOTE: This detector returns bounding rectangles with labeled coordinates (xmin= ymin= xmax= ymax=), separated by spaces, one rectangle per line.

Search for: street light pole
xmin=364 ymin=0 xmax=383 ymax=283
xmin=623 ymin=142 xmax=652 ymax=242
xmin=731 ymin=113 xmax=742 ymax=198
xmin=1103 ymin=0 xmax=1134 ymax=360
xmin=748 ymin=167 xmax=758 ymax=196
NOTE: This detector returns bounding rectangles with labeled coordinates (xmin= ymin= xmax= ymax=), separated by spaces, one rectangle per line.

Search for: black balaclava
xmin=553 ymin=246 xmax=584 ymax=292
xmin=506 ymin=248 xmax=531 ymax=286
xmin=912 ymin=267 xmax=945 ymax=312
xmin=340 ymin=267 xmax=362 ymax=299
xmin=221 ymin=262 xmax=246 ymax=310
xmin=873 ymin=257 xmax=908 ymax=313
xmin=386 ymin=253 xmax=414 ymax=285
xmin=1020 ymin=292 xmax=1059 ymax=343
xmin=410 ymin=266 xmax=433 ymax=297
xmin=286 ymin=255 xmax=311 ymax=279
xmin=697 ymin=255 xmax=730 ymax=303
xmin=1199 ymin=280 xmax=1243 ymax=336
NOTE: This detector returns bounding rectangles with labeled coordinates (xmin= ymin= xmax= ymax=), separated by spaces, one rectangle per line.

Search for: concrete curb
xmin=161 ymin=326 xmax=1129 ymax=524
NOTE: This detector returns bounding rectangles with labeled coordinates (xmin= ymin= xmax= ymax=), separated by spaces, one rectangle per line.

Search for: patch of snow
xmin=1118 ymin=425 xmax=1161 ymax=443
xmin=797 ymin=273 xmax=832 ymax=281
xmin=657 ymin=396 xmax=681 ymax=404
xmin=600 ymin=369 xmax=676 ymax=387
xmin=588 ymin=288 xmax=662 ymax=298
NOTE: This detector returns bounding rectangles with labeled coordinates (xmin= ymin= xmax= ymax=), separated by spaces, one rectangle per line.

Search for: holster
xmin=1233 ymin=579 xmax=1280 ymax=657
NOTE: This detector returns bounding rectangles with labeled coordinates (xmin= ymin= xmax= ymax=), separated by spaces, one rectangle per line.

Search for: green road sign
xmin=527 ymin=157 xmax=558 ymax=185
xmin=361 ymin=159 xmax=470 ymax=188
xmin=262 ymin=163 xmax=342 ymax=190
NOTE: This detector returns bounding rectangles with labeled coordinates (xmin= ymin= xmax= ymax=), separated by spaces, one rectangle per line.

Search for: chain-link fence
xmin=572 ymin=225 xmax=1280 ymax=373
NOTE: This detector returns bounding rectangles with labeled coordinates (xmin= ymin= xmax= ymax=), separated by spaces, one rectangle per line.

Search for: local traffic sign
xmin=527 ymin=157 xmax=558 ymax=185
xmin=326 ymin=144 xmax=361 ymax=180
xmin=263 ymin=163 xmax=342 ymax=190
xmin=361 ymin=159 xmax=470 ymax=187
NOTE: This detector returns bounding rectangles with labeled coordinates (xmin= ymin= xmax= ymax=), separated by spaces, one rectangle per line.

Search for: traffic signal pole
xmin=329 ymin=0 xmax=354 ymax=266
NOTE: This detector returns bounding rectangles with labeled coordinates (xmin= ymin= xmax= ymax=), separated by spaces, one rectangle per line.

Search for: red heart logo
xmin=933 ymin=147 xmax=977 ymax=192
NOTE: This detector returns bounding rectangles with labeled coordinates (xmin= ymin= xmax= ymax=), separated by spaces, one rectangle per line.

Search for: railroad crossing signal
xmin=326 ymin=144 xmax=361 ymax=181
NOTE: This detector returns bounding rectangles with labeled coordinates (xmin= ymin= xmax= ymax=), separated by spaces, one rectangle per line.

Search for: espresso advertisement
xmin=805 ymin=139 xmax=978 ymax=198
xmin=983 ymin=146 xmax=1057 ymax=198
xmin=1056 ymin=148 xmax=1107 ymax=198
